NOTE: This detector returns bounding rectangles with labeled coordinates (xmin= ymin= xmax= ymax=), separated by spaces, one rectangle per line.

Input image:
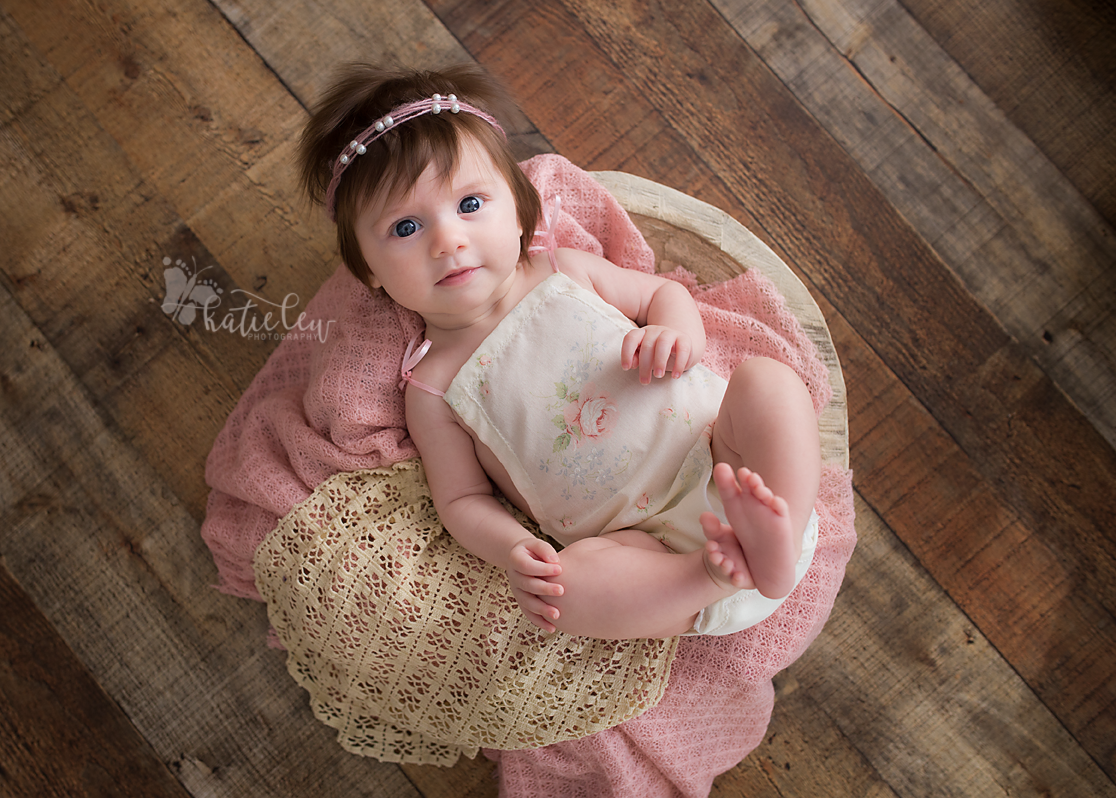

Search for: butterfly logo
xmin=161 ymin=256 xmax=222 ymax=325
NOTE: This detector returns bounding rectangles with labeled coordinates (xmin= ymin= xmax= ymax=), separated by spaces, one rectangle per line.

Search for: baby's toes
xmin=703 ymin=544 xmax=736 ymax=582
xmin=700 ymin=511 xmax=726 ymax=540
xmin=705 ymin=543 xmax=725 ymax=569
xmin=712 ymin=463 xmax=742 ymax=497
xmin=739 ymin=469 xmax=766 ymax=493
xmin=738 ymin=467 xmax=760 ymax=488
xmin=753 ymin=483 xmax=775 ymax=504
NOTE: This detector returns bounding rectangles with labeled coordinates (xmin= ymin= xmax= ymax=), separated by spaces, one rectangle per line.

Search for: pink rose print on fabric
xmin=659 ymin=405 xmax=694 ymax=430
xmin=553 ymin=382 xmax=618 ymax=452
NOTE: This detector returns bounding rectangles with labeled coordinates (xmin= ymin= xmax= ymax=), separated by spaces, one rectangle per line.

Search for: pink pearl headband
xmin=324 ymin=93 xmax=506 ymax=220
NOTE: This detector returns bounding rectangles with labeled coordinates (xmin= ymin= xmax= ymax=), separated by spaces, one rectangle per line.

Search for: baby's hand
xmin=507 ymin=537 xmax=564 ymax=633
xmin=622 ymin=326 xmax=698 ymax=384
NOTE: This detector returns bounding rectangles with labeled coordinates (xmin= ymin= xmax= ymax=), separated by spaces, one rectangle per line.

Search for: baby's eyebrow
xmin=452 ymin=176 xmax=495 ymax=195
xmin=371 ymin=197 xmax=409 ymax=221
xmin=374 ymin=170 xmax=498 ymax=224
xmin=377 ymin=193 xmax=430 ymax=221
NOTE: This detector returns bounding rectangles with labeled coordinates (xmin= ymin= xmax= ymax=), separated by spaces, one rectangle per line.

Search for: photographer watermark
xmin=161 ymin=256 xmax=334 ymax=343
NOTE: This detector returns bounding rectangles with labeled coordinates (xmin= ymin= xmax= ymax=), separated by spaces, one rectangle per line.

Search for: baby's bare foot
xmin=700 ymin=512 xmax=753 ymax=590
xmin=712 ymin=463 xmax=798 ymax=599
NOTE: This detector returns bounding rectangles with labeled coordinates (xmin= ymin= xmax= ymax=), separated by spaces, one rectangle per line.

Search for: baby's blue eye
xmin=393 ymin=219 xmax=418 ymax=238
xmin=459 ymin=196 xmax=483 ymax=214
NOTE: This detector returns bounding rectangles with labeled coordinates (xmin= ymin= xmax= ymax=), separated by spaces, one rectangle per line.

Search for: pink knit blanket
xmin=201 ymin=154 xmax=855 ymax=796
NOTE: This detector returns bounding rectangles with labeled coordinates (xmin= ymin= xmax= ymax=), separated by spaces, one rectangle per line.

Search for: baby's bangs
xmin=380 ymin=117 xmax=462 ymax=201
xmin=357 ymin=113 xmax=513 ymax=216
xmin=346 ymin=113 xmax=501 ymax=216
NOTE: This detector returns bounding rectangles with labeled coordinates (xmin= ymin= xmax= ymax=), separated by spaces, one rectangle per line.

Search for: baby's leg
xmin=709 ymin=357 xmax=821 ymax=599
xmin=544 ymin=531 xmax=737 ymax=639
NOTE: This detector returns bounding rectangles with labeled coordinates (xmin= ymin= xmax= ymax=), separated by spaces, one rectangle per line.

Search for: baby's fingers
xmin=621 ymin=329 xmax=646 ymax=372
xmin=519 ymin=592 xmax=560 ymax=618
xmin=524 ymin=537 xmax=561 ymax=563
xmin=511 ymin=541 xmax=562 ymax=576
xmin=624 ymin=327 xmax=692 ymax=383
xmin=670 ymin=336 xmax=694 ymax=378
xmin=525 ymin=611 xmax=557 ymax=634
xmin=512 ymin=574 xmax=565 ymax=598
xmin=635 ymin=329 xmax=662 ymax=383
xmin=649 ymin=332 xmax=682 ymax=381
xmin=511 ymin=588 xmax=561 ymax=633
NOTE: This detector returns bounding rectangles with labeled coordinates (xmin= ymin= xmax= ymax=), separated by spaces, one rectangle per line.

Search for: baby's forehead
xmin=367 ymin=136 xmax=509 ymax=215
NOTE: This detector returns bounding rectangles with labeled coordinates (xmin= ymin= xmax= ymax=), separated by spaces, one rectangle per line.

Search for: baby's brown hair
xmin=298 ymin=63 xmax=542 ymax=288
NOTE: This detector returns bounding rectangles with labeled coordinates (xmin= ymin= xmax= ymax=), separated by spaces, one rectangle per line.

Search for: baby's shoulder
xmin=554 ymin=247 xmax=664 ymax=298
xmin=550 ymin=247 xmax=617 ymax=292
xmin=407 ymin=339 xmax=472 ymax=396
xmin=552 ymin=246 xmax=613 ymax=274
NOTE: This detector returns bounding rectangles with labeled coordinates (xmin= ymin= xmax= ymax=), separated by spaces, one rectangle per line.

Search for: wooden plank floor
xmin=1 ymin=0 xmax=1113 ymax=795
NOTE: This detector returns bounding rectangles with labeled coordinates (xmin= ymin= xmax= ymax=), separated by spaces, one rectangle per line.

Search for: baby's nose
xmin=432 ymin=219 xmax=468 ymax=257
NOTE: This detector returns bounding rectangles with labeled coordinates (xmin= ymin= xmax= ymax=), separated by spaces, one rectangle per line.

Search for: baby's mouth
xmin=437 ymin=267 xmax=479 ymax=286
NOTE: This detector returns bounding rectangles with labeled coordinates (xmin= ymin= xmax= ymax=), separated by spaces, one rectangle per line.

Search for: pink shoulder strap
xmin=399 ymin=337 xmax=445 ymax=397
xmin=528 ymin=195 xmax=562 ymax=274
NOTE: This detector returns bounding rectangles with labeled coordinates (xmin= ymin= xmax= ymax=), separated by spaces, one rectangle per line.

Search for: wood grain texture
xmin=0 ymin=0 xmax=323 ymax=520
xmin=713 ymin=0 xmax=1116 ymax=450
xmin=0 ymin=567 xmax=193 ymax=798
xmin=903 ymin=0 xmax=1116 ymax=228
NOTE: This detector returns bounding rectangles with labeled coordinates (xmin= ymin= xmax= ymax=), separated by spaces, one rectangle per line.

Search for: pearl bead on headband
xmin=324 ymin=93 xmax=506 ymax=220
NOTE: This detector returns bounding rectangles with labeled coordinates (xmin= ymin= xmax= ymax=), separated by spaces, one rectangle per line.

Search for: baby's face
xmin=354 ymin=135 xmax=524 ymax=329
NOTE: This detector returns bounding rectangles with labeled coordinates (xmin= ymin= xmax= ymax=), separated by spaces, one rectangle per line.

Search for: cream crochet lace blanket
xmin=255 ymin=461 xmax=676 ymax=763
xmin=201 ymin=154 xmax=857 ymax=794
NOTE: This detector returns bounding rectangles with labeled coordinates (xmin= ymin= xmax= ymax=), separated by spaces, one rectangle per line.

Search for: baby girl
xmin=299 ymin=64 xmax=821 ymax=639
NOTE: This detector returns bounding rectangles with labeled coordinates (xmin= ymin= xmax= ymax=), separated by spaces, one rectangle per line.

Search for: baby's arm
xmin=405 ymin=387 xmax=565 ymax=632
xmin=556 ymin=248 xmax=706 ymax=382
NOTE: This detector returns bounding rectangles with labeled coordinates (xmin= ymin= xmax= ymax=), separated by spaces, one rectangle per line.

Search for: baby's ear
xmin=367 ymin=273 xmax=382 ymax=290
